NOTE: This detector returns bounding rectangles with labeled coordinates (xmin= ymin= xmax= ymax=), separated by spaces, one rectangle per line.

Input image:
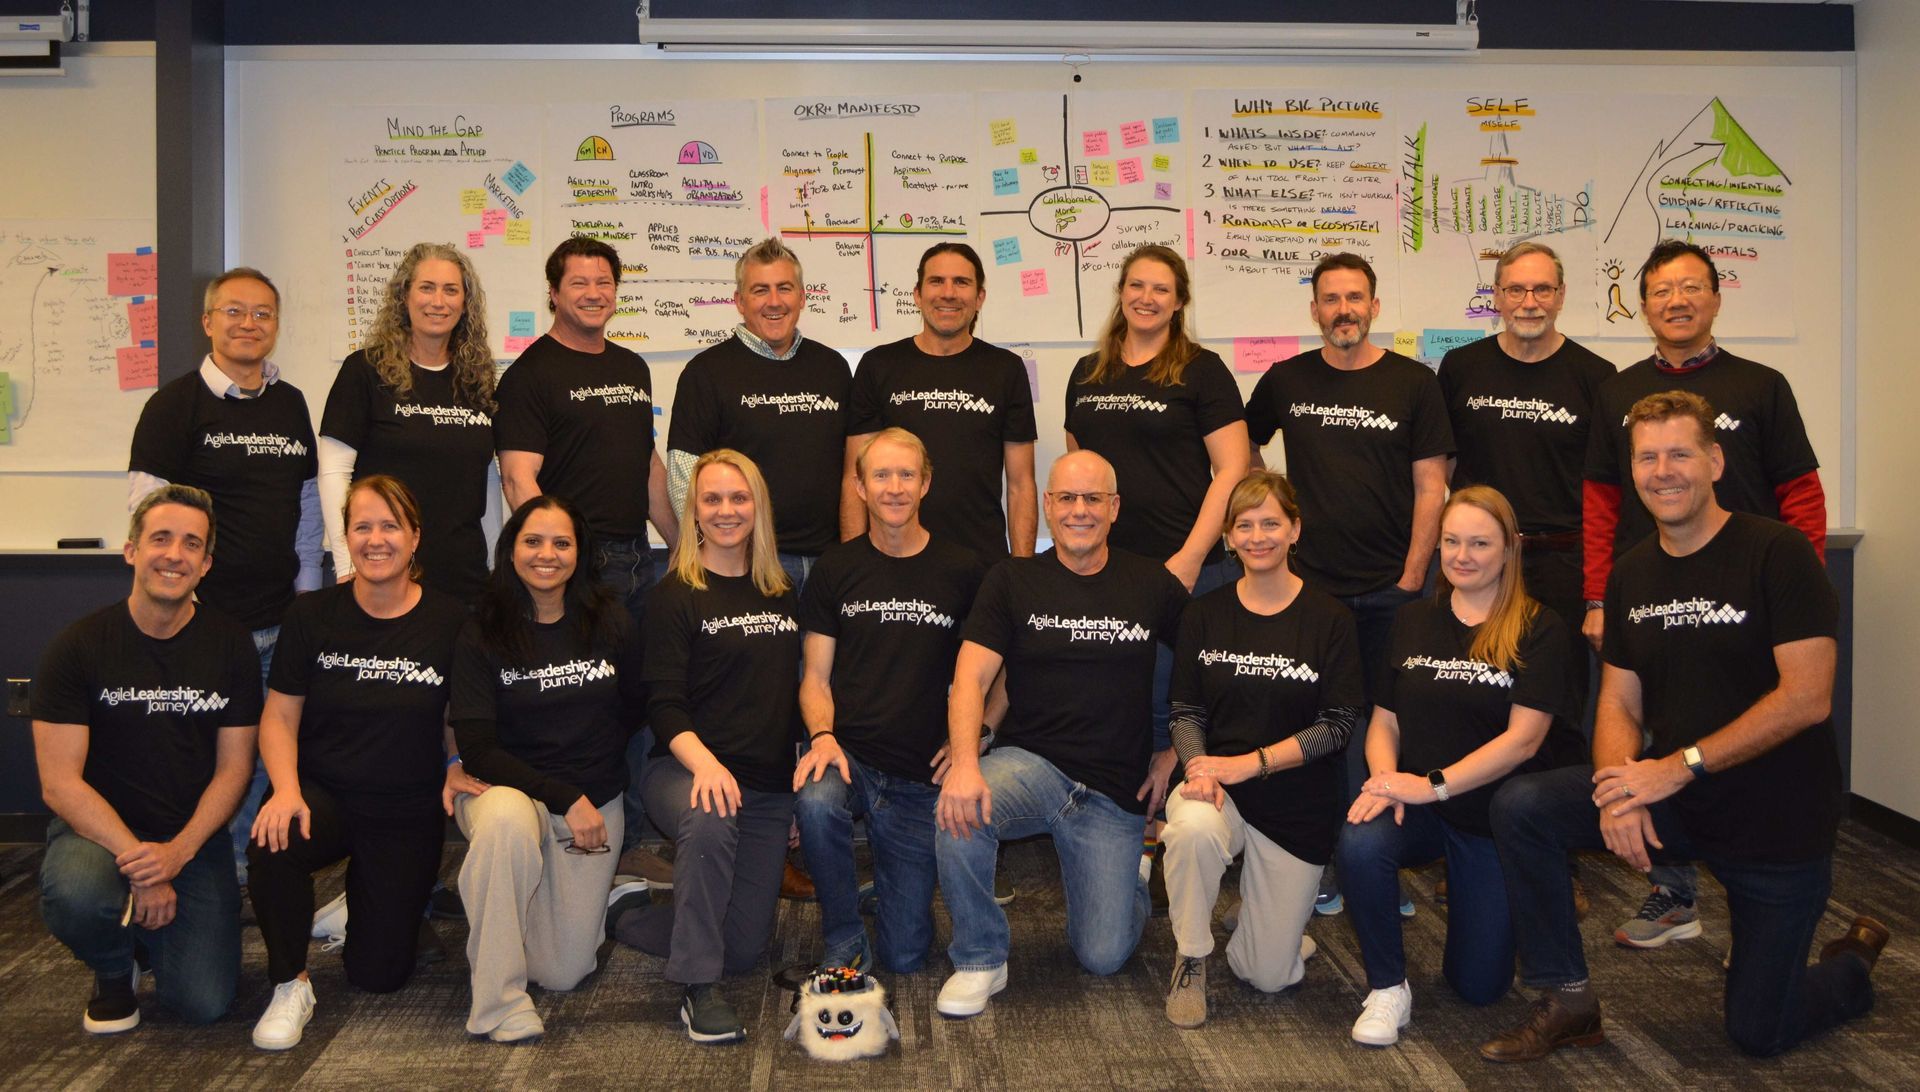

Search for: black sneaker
xmin=605 ymin=880 xmax=651 ymax=942
xmin=427 ymin=884 xmax=466 ymax=921
xmin=83 ymin=968 xmax=139 ymax=1034
xmin=681 ymin=983 xmax=745 ymax=1044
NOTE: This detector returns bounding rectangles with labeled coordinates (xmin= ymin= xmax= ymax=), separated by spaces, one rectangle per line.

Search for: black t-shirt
xmin=320 ymin=353 xmax=496 ymax=602
xmin=33 ymin=602 xmax=262 ymax=839
xmin=668 ymin=337 xmax=851 ymax=557
xmin=1381 ymin=595 xmax=1582 ymax=836
xmin=645 ymin=570 xmax=802 ymax=793
xmin=848 ymin=337 xmax=1037 ymax=560
xmin=449 ymin=611 xmax=644 ymax=814
xmin=1438 ymin=336 xmax=1617 ymax=534
xmin=798 ymin=536 xmax=986 ymax=783
xmin=493 ymin=334 xmax=656 ymax=540
xmin=1170 ymin=583 xmax=1364 ymax=863
xmin=1585 ymin=352 xmax=1819 ymax=557
xmin=961 ymin=548 xmax=1187 ymax=814
xmin=269 ymin=583 xmax=466 ymax=816
xmin=1245 ymin=350 xmax=1454 ymax=597
xmin=1063 ymin=350 xmax=1245 ymax=562
xmin=1602 ymin=513 xmax=1841 ymax=862
xmin=128 ymin=372 xmax=319 ymax=630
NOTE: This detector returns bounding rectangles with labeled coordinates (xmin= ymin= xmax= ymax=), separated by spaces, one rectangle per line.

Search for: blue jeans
xmin=935 ymin=746 xmax=1148 ymax=975
xmin=777 ymin=551 xmax=817 ymax=597
xmin=1336 ymin=805 xmax=1515 ymax=1003
xmin=41 ymin=817 xmax=240 ymax=1024
xmin=1491 ymin=765 xmax=1875 ymax=1056
xmin=1149 ymin=554 xmax=1241 ymax=750
xmin=229 ymin=624 xmax=280 ymax=881
xmin=598 ymin=537 xmax=658 ymax=843
xmin=1337 ymin=583 xmax=1423 ymax=796
xmin=795 ymin=753 xmax=940 ymax=973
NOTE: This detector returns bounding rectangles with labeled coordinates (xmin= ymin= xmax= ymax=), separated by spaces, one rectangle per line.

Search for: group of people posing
xmin=31 ymin=227 xmax=1886 ymax=1063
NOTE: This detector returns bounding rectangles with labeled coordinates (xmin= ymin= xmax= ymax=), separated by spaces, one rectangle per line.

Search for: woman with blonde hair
xmin=609 ymin=449 xmax=801 ymax=1044
xmin=1335 ymin=485 xmax=1584 ymax=1047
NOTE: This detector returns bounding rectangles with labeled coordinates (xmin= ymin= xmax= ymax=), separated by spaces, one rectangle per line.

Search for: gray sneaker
xmin=1614 ymin=886 xmax=1702 ymax=948
xmin=1165 ymin=956 xmax=1207 ymax=1028
xmin=681 ymin=983 xmax=745 ymax=1043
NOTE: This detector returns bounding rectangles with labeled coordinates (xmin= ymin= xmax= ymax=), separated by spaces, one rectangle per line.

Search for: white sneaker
xmin=311 ymin=893 xmax=348 ymax=943
xmin=252 ymin=977 xmax=316 ymax=1051
xmin=1351 ymin=981 xmax=1412 ymax=1047
xmin=935 ymin=965 xmax=1008 ymax=1017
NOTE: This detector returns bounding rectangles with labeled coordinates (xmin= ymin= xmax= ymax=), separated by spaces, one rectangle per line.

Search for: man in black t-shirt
xmin=34 ymin=486 xmax=262 ymax=1034
xmin=933 ymin=450 xmax=1187 ymax=1018
xmin=668 ymin=237 xmax=850 ymax=592
xmin=1482 ymin=391 xmax=1885 ymax=1063
xmin=841 ymin=243 xmax=1038 ymax=560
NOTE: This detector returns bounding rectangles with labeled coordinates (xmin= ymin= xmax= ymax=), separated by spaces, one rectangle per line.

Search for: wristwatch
xmin=1681 ymin=745 xmax=1708 ymax=779
xmin=1426 ymin=769 xmax=1450 ymax=801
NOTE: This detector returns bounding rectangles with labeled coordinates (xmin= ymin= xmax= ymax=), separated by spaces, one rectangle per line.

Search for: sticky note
xmin=127 ymin=298 xmax=159 ymax=342
xmin=466 ymin=230 xmax=485 ymax=249
xmin=1154 ymin=182 xmax=1174 ymax=201
xmin=0 ymin=371 xmax=13 ymax=416
xmin=1117 ymin=158 xmax=1144 ymax=185
xmin=502 ymin=161 xmax=537 ymax=195
xmin=989 ymin=118 xmax=1017 ymax=146
xmin=1153 ymin=117 xmax=1180 ymax=143
xmin=1422 ymin=329 xmax=1484 ymax=358
xmin=508 ymin=311 xmax=536 ymax=337
xmin=1088 ymin=161 xmax=1116 ymax=187
xmin=1022 ymin=355 xmax=1039 ymax=400
xmin=504 ymin=219 xmax=532 ymax=246
xmin=1152 ymin=154 xmax=1171 ymax=172
xmin=1233 ymin=336 xmax=1301 ymax=374
xmin=1120 ymin=121 xmax=1149 ymax=148
xmin=460 ymin=188 xmax=487 ymax=214
xmin=1019 ymin=147 xmax=1038 ymax=165
xmin=117 ymin=345 xmax=159 ymax=390
xmin=759 ymin=185 xmax=770 ymax=232
xmin=1020 ymin=268 xmax=1048 ymax=296
xmin=993 ymin=237 xmax=1022 ymax=266
xmin=1393 ymin=330 xmax=1421 ymax=359
xmin=107 ymin=251 xmax=158 ymax=296
xmin=503 ymin=335 xmax=536 ymax=354
xmin=1082 ymin=130 xmax=1110 ymax=156
xmin=992 ymin=167 xmax=1020 ymax=197
xmin=481 ymin=208 xmax=507 ymax=235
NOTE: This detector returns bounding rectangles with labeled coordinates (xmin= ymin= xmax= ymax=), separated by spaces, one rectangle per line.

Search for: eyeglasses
xmin=1645 ymin=282 xmax=1713 ymax=305
xmin=1048 ymin=491 xmax=1113 ymax=507
xmin=207 ymin=305 xmax=278 ymax=323
xmin=559 ymin=839 xmax=610 ymax=855
xmin=1498 ymin=284 xmax=1560 ymax=303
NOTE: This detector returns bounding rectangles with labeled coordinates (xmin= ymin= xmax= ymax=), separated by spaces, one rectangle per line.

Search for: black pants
xmin=247 ymin=780 xmax=442 ymax=992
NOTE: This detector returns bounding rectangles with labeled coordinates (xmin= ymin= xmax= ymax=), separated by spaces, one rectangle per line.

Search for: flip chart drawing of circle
xmin=677 ymin=141 xmax=721 ymax=165
xmin=1028 ymin=186 xmax=1112 ymax=242
xmin=576 ymin=135 xmax=614 ymax=161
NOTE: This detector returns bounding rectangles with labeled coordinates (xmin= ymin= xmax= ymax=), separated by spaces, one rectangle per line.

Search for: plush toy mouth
xmin=815 ymin=1021 xmax=864 ymax=1040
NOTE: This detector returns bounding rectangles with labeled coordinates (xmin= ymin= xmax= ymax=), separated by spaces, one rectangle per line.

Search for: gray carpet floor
xmin=0 ymin=819 xmax=1914 ymax=1090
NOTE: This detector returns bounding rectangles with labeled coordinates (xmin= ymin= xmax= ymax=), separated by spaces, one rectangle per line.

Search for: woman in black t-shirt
xmin=246 ymin=475 xmax=474 ymax=1051
xmin=448 ymin=494 xmax=642 ymax=1044
xmin=320 ymin=242 xmax=497 ymax=601
xmin=1161 ymin=470 xmax=1364 ymax=1029
xmin=608 ymin=449 xmax=800 ymax=1044
xmin=1336 ymin=485 xmax=1580 ymax=1048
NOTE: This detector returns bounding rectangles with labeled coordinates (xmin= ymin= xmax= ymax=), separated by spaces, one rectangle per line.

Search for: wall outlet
xmin=6 ymin=678 xmax=28 ymax=719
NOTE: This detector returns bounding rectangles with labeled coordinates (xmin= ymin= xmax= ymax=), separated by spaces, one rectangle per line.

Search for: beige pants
xmin=454 ymin=786 xmax=623 ymax=1035
xmin=1162 ymin=787 xmax=1321 ymax=992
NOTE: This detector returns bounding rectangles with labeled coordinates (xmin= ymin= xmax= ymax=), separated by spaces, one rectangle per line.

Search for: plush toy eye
xmin=817 ymin=1010 xmax=832 ymax=1024
xmin=838 ymin=1010 xmax=856 ymax=1026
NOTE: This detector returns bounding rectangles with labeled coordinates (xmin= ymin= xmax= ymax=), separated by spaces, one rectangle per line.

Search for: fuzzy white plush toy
xmin=783 ymin=966 xmax=900 ymax=1061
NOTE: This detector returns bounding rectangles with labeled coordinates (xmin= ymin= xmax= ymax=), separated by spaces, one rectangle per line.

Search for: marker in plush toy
xmin=783 ymin=966 xmax=899 ymax=1061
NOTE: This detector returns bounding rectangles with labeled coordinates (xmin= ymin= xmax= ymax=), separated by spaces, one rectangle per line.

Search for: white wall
xmin=1850 ymin=1 xmax=1920 ymax=820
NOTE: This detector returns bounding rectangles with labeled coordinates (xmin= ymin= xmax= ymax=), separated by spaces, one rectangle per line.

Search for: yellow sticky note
xmin=459 ymin=188 xmax=487 ymax=214
xmin=1152 ymin=154 xmax=1171 ymax=172
xmin=1394 ymin=330 xmax=1421 ymax=358
xmin=1089 ymin=160 xmax=1116 ymax=187
xmin=989 ymin=118 xmax=1018 ymax=146
xmin=504 ymin=219 xmax=532 ymax=246
xmin=1019 ymin=147 xmax=1039 ymax=165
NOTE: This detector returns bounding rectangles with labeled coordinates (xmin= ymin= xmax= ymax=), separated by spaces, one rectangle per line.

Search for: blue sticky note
xmin=992 ymin=167 xmax=1020 ymax=197
xmin=992 ymin=236 xmax=1022 ymax=266
xmin=503 ymin=161 xmax=537 ymax=195
xmin=139 ymin=339 xmax=156 ymax=349
xmin=135 ymin=246 xmax=153 ymax=255
xmin=1421 ymin=328 xmax=1483 ymax=358
xmin=1152 ymin=117 xmax=1180 ymax=143
xmin=508 ymin=311 xmax=536 ymax=337
xmin=132 ymin=295 xmax=145 ymax=305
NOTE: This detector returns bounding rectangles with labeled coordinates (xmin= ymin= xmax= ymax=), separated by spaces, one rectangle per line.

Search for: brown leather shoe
xmin=781 ymin=860 xmax=816 ymax=901
xmin=1479 ymin=994 xmax=1604 ymax=1063
xmin=1819 ymin=915 xmax=1891 ymax=972
xmin=1572 ymin=875 xmax=1592 ymax=922
xmin=614 ymin=845 xmax=676 ymax=890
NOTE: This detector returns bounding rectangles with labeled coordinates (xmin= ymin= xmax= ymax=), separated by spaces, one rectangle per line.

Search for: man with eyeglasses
xmin=1580 ymin=238 xmax=1826 ymax=953
xmin=129 ymin=267 xmax=321 ymax=889
xmin=932 ymin=450 xmax=1188 ymax=1017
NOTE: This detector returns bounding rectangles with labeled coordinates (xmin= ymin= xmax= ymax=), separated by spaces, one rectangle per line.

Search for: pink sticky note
xmin=116 ymin=345 xmax=159 ymax=390
xmin=1120 ymin=120 xmax=1149 ymax=148
xmin=1020 ymin=268 xmax=1049 ymax=297
xmin=1082 ymin=130 xmax=1110 ymax=156
xmin=1233 ymin=336 xmax=1302 ymax=374
xmin=481 ymin=208 xmax=507 ymax=235
xmin=1154 ymin=182 xmax=1173 ymax=201
xmin=1185 ymin=209 xmax=1196 ymax=259
xmin=127 ymin=299 xmax=159 ymax=342
xmin=503 ymin=335 xmax=536 ymax=353
xmin=760 ymin=186 xmax=770 ymax=232
xmin=1117 ymin=158 xmax=1144 ymax=185
xmin=466 ymin=230 xmax=485 ymax=248
xmin=107 ymin=251 xmax=158 ymax=296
